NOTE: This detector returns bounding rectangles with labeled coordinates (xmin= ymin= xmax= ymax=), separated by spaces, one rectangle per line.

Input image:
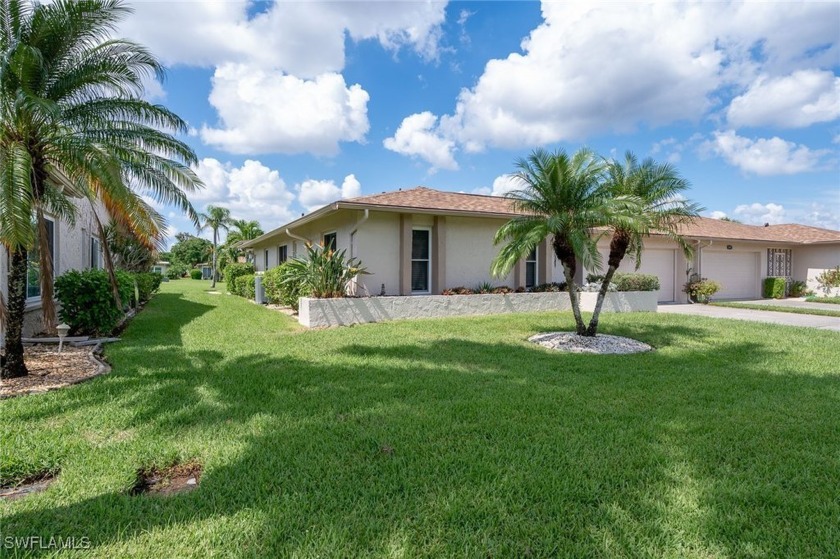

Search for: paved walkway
xmin=659 ymin=303 xmax=840 ymax=332
xmin=728 ymin=298 xmax=840 ymax=311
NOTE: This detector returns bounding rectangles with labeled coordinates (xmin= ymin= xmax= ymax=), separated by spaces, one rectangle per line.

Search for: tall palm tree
xmin=198 ymin=205 xmax=232 ymax=288
xmin=1 ymin=0 xmax=202 ymax=378
xmin=587 ymin=153 xmax=702 ymax=334
xmin=491 ymin=148 xmax=637 ymax=336
xmin=227 ymin=219 xmax=264 ymax=244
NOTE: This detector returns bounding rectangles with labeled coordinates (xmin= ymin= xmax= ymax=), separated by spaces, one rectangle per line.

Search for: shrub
xmin=581 ymin=281 xmax=617 ymax=292
xmin=264 ymin=262 xmax=311 ymax=309
xmin=442 ymin=286 xmax=475 ymax=295
xmin=132 ymin=272 xmax=163 ymax=304
xmin=225 ymin=262 xmax=256 ymax=293
xmin=491 ymin=286 xmax=513 ymax=294
xmin=612 ymin=272 xmax=660 ymax=292
xmin=789 ymin=280 xmax=808 ymax=298
xmin=815 ymin=266 xmax=840 ymax=294
xmin=55 ymin=269 xmax=133 ymax=335
xmin=763 ymin=277 xmax=786 ymax=299
xmin=190 ymin=269 xmax=203 ymax=280
xmin=280 ymin=244 xmax=368 ymax=300
xmin=529 ymin=282 xmax=567 ymax=293
xmin=683 ymin=278 xmax=721 ymax=303
xmin=585 ymin=273 xmax=604 ymax=284
xmin=234 ymin=274 xmax=255 ymax=300
xmin=166 ymin=263 xmax=187 ymax=279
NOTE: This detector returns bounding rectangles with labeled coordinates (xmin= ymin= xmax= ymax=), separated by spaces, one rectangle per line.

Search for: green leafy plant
xmin=763 ymin=277 xmax=786 ymax=299
xmin=234 ymin=274 xmax=256 ymax=300
xmin=225 ymin=262 xmax=256 ymax=293
xmin=55 ymin=270 xmax=134 ymax=335
xmin=281 ymin=244 xmax=368 ymax=299
xmin=166 ymin=263 xmax=187 ymax=280
xmin=789 ymin=280 xmax=808 ymax=298
xmin=611 ymin=273 xmax=660 ymax=292
xmin=683 ymin=278 xmax=721 ymax=304
xmin=475 ymin=281 xmax=494 ymax=294
xmin=264 ymin=263 xmax=311 ymax=310
xmin=815 ymin=266 xmax=840 ymax=294
xmin=190 ymin=269 xmax=203 ymax=280
xmin=132 ymin=272 xmax=163 ymax=303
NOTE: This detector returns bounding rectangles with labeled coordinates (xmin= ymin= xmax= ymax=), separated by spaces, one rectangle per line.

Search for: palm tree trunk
xmin=553 ymin=235 xmax=587 ymax=335
xmin=211 ymin=229 xmax=217 ymax=288
xmin=2 ymin=248 xmax=29 ymax=378
xmin=92 ymin=208 xmax=123 ymax=310
xmin=586 ymin=231 xmax=630 ymax=336
xmin=34 ymin=208 xmax=57 ymax=335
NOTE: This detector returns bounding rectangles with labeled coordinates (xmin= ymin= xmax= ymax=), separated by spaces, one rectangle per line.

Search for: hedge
xmin=190 ymin=269 xmax=203 ymax=280
xmin=763 ymin=277 xmax=786 ymax=299
xmin=234 ymin=274 xmax=256 ymax=300
xmin=225 ymin=262 xmax=255 ymax=294
xmin=612 ymin=272 xmax=660 ymax=292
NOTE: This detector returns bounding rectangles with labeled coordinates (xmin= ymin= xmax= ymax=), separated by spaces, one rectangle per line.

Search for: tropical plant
xmin=491 ymin=148 xmax=635 ymax=336
xmin=788 ymin=280 xmax=808 ymax=298
xmin=683 ymin=278 xmax=721 ymax=303
xmin=169 ymin=234 xmax=212 ymax=268
xmin=0 ymin=0 xmax=201 ymax=378
xmin=103 ymin=223 xmax=157 ymax=272
xmin=815 ymin=266 xmax=840 ymax=294
xmin=281 ymin=244 xmax=368 ymax=300
xmin=226 ymin=219 xmax=264 ymax=245
xmin=590 ymin=152 xmax=701 ymax=333
xmin=198 ymin=205 xmax=232 ymax=288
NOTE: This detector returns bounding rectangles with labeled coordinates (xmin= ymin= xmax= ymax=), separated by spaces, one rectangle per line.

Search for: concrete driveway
xmin=659 ymin=303 xmax=840 ymax=332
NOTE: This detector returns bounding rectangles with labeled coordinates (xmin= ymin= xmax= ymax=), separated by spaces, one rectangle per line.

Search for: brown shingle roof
xmin=344 ymin=187 xmax=839 ymax=244
xmin=344 ymin=186 xmax=518 ymax=216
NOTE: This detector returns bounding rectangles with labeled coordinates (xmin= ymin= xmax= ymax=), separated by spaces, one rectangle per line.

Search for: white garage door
xmin=613 ymin=248 xmax=677 ymax=302
xmin=702 ymin=251 xmax=760 ymax=299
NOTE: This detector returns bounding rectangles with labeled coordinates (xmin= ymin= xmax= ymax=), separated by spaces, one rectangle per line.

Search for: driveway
xmin=659 ymin=304 xmax=840 ymax=332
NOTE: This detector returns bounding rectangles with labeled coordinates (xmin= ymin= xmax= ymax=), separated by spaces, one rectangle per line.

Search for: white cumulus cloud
xmin=192 ymin=158 xmax=297 ymax=230
xmin=704 ymin=130 xmax=831 ymax=175
xmin=297 ymin=174 xmax=364 ymax=213
xmin=727 ymin=70 xmax=840 ymax=129
xmin=201 ymin=65 xmax=369 ymax=156
xmin=383 ymin=111 xmax=458 ymax=171
xmin=733 ymin=202 xmax=787 ymax=225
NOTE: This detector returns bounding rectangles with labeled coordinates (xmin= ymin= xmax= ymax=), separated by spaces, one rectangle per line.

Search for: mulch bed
xmin=0 ymin=346 xmax=108 ymax=399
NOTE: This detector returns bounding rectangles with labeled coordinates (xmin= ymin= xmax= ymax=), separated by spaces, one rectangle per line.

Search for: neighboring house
xmin=151 ymin=261 xmax=170 ymax=275
xmin=242 ymin=187 xmax=840 ymax=303
xmin=0 ymin=196 xmax=109 ymax=341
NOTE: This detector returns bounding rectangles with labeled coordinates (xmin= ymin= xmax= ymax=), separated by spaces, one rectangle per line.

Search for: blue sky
xmin=118 ymin=1 xmax=840 ymax=245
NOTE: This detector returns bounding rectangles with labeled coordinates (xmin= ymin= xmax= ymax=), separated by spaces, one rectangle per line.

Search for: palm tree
xmin=227 ymin=219 xmax=264 ymax=244
xmin=198 ymin=206 xmax=232 ymax=288
xmin=587 ymin=153 xmax=702 ymax=334
xmin=1 ymin=0 xmax=201 ymax=378
xmin=491 ymin=148 xmax=637 ymax=336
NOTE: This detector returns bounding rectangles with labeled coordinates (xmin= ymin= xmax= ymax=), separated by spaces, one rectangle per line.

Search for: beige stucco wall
xmin=1 ymin=197 xmax=109 ymax=341
xmin=792 ymin=244 xmax=840 ymax=281
xmin=444 ymin=216 xmax=513 ymax=289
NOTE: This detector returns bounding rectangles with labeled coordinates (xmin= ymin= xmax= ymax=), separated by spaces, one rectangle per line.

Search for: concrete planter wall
xmin=298 ymin=290 xmax=658 ymax=328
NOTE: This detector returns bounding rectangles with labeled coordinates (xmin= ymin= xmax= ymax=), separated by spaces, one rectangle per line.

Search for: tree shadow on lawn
xmin=3 ymin=330 xmax=838 ymax=556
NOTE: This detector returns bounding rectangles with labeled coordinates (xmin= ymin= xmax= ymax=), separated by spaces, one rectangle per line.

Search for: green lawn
xmin=805 ymin=295 xmax=840 ymax=305
xmin=710 ymin=301 xmax=840 ymax=317
xmin=2 ymin=280 xmax=839 ymax=558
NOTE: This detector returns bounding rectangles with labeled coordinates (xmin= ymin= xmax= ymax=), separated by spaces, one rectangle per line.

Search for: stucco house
xmin=0 ymin=196 xmax=109 ymax=341
xmin=242 ymin=187 xmax=840 ymax=303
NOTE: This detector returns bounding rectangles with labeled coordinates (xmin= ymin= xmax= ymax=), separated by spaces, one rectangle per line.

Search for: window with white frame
xmin=278 ymin=245 xmax=288 ymax=264
xmin=90 ymin=236 xmax=102 ymax=269
xmin=525 ymin=247 xmax=537 ymax=289
xmin=27 ymin=218 xmax=55 ymax=299
xmin=411 ymin=228 xmax=431 ymax=293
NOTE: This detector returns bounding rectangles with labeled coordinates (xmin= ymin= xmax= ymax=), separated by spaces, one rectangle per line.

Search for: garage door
xmin=702 ymin=251 xmax=760 ymax=299
xmin=609 ymin=248 xmax=677 ymax=302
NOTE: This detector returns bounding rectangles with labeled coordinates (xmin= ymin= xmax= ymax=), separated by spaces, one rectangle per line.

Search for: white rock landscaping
xmin=297 ymin=291 xmax=658 ymax=328
xmin=529 ymin=332 xmax=652 ymax=355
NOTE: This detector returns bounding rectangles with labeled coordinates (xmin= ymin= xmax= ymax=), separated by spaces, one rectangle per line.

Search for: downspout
xmin=286 ymin=228 xmax=311 ymax=259
xmin=349 ymin=209 xmax=370 ymax=295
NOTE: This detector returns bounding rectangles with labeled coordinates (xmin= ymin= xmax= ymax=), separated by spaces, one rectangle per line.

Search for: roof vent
xmin=764 ymin=222 xmax=769 ymax=227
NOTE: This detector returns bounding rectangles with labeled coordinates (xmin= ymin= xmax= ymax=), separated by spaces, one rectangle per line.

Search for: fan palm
xmin=198 ymin=205 xmax=232 ymax=288
xmin=491 ymin=148 xmax=638 ymax=336
xmin=1 ymin=0 xmax=201 ymax=378
xmin=587 ymin=152 xmax=702 ymax=334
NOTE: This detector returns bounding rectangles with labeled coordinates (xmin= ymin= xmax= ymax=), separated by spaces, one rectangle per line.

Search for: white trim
xmin=26 ymin=215 xmax=56 ymax=303
xmin=411 ymin=227 xmax=432 ymax=294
